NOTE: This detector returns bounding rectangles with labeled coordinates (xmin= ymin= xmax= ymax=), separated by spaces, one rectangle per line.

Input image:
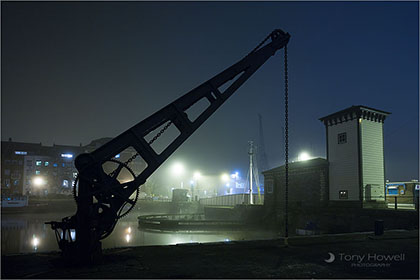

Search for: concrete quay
xmin=2 ymin=230 xmax=418 ymax=279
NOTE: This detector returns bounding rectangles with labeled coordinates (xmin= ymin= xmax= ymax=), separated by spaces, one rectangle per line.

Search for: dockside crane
xmin=47 ymin=29 xmax=290 ymax=262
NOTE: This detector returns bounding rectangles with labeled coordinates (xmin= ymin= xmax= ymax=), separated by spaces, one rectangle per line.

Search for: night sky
xmin=2 ymin=2 xmax=419 ymax=184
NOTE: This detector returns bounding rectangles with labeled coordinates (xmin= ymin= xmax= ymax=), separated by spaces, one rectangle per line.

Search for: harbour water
xmin=1 ymin=210 xmax=278 ymax=255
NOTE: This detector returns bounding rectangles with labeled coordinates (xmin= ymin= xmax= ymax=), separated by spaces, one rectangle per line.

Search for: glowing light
xmin=127 ymin=227 xmax=132 ymax=234
xmin=298 ymin=151 xmax=311 ymax=161
xmin=32 ymin=235 xmax=39 ymax=249
xmin=33 ymin=176 xmax=45 ymax=187
xmin=61 ymin=153 xmax=73 ymax=158
xmin=193 ymin=171 xmax=201 ymax=180
xmin=172 ymin=162 xmax=185 ymax=176
xmin=221 ymin=173 xmax=229 ymax=182
xmin=125 ymin=234 xmax=131 ymax=243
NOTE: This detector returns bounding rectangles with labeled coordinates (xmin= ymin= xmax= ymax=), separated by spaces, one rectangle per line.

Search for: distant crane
xmin=257 ymin=113 xmax=269 ymax=178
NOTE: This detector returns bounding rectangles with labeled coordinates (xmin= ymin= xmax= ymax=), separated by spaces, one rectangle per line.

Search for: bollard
xmin=374 ymin=220 xmax=384 ymax=236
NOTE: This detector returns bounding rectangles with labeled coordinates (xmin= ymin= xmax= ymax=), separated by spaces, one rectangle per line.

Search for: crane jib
xmin=46 ymin=29 xmax=291 ymax=263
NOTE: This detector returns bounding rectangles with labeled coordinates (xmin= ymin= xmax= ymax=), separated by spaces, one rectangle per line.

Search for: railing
xmin=363 ymin=195 xmax=419 ymax=210
xmin=199 ymin=194 xmax=264 ymax=206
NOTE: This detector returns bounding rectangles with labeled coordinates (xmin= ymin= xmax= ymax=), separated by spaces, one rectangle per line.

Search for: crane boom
xmin=47 ymin=29 xmax=290 ymax=262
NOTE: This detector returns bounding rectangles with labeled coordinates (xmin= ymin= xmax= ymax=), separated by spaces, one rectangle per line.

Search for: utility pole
xmin=258 ymin=113 xmax=269 ymax=172
xmin=249 ymin=141 xmax=254 ymax=205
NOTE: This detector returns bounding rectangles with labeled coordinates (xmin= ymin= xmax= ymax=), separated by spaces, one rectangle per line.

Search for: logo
xmin=323 ymin=252 xmax=405 ymax=267
xmin=324 ymin=252 xmax=335 ymax=263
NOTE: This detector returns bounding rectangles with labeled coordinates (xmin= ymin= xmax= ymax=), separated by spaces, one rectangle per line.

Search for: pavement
xmin=1 ymin=229 xmax=419 ymax=279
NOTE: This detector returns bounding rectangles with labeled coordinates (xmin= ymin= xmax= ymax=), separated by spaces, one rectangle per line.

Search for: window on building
xmin=265 ymin=180 xmax=274 ymax=194
xmin=73 ymin=172 xmax=78 ymax=178
xmin=36 ymin=160 xmax=42 ymax=166
xmin=35 ymin=170 xmax=41 ymax=175
xmin=44 ymin=161 xmax=49 ymax=167
xmin=13 ymin=180 xmax=19 ymax=186
xmin=388 ymin=188 xmax=398 ymax=195
xmin=338 ymin=133 xmax=347 ymax=144
xmin=4 ymin=179 xmax=11 ymax=188
xmin=4 ymin=169 xmax=10 ymax=176
xmin=53 ymin=163 xmax=58 ymax=167
xmin=63 ymin=180 xmax=69 ymax=188
xmin=339 ymin=190 xmax=348 ymax=199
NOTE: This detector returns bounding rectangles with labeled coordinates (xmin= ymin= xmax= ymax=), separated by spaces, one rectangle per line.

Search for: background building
xmin=1 ymin=137 xmax=150 ymax=197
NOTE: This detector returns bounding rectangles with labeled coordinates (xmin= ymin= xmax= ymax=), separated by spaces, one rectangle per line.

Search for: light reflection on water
xmin=1 ymin=211 xmax=277 ymax=255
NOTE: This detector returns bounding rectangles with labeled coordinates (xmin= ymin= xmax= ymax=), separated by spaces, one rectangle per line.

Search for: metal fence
xmin=364 ymin=195 xmax=419 ymax=210
xmin=199 ymin=193 xmax=264 ymax=206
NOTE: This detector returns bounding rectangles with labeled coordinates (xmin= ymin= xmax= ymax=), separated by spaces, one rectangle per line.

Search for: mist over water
xmin=1 ymin=209 xmax=277 ymax=255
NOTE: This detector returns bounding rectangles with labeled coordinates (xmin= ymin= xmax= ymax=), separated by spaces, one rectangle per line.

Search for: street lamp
xmin=221 ymin=173 xmax=229 ymax=182
xmin=298 ymin=151 xmax=311 ymax=161
xmin=33 ymin=176 xmax=45 ymax=187
xmin=171 ymin=162 xmax=185 ymax=188
xmin=221 ymin=173 xmax=230 ymax=195
xmin=193 ymin=171 xmax=202 ymax=199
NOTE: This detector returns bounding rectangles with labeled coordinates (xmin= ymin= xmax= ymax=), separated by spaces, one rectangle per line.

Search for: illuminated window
xmin=338 ymin=133 xmax=347 ymax=144
xmin=44 ymin=161 xmax=49 ymax=167
xmin=388 ymin=188 xmax=398 ymax=195
xmin=53 ymin=163 xmax=58 ymax=167
xmin=61 ymin=154 xmax=73 ymax=158
xmin=15 ymin=151 xmax=27 ymax=155
xmin=35 ymin=170 xmax=41 ymax=175
xmin=73 ymin=172 xmax=78 ymax=178
xmin=339 ymin=190 xmax=348 ymax=199
xmin=62 ymin=180 xmax=69 ymax=188
xmin=36 ymin=160 xmax=42 ymax=166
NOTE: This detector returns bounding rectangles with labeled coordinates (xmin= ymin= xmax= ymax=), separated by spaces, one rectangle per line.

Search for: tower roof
xmin=319 ymin=105 xmax=390 ymax=126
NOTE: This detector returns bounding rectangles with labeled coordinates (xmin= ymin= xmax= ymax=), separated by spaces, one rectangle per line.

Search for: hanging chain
xmin=108 ymin=121 xmax=173 ymax=178
xmin=284 ymin=45 xmax=289 ymax=240
xmin=126 ymin=121 xmax=172 ymax=165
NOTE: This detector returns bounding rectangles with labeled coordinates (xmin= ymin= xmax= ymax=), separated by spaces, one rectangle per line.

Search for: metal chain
xmin=109 ymin=121 xmax=173 ymax=177
xmin=284 ymin=45 xmax=289 ymax=240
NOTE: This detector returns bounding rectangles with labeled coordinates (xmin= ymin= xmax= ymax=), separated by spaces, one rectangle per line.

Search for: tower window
xmin=338 ymin=132 xmax=347 ymax=144
xmin=339 ymin=190 xmax=348 ymax=199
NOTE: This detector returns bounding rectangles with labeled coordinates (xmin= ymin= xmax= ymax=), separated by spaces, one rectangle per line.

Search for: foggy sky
xmin=2 ymin=1 xmax=419 ymax=182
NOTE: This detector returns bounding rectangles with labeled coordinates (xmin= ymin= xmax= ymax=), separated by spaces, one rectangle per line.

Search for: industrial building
xmin=264 ymin=105 xmax=392 ymax=208
xmin=262 ymin=105 xmax=418 ymax=233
